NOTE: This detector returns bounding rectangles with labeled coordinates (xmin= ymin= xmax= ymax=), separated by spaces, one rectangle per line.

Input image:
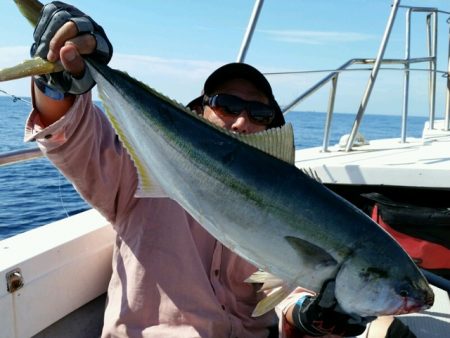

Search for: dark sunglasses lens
xmin=249 ymin=103 xmax=275 ymax=124
xmin=208 ymin=94 xmax=275 ymax=125
xmin=214 ymin=95 xmax=243 ymax=115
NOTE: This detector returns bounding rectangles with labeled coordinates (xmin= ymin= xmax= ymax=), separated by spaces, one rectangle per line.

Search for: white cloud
xmin=0 ymin=46 xmax=30 ymax=64
xmin=260 ymin=30 xmax=375 ymax=45
xmin=109 ymin=54 xmax=223 ymax=104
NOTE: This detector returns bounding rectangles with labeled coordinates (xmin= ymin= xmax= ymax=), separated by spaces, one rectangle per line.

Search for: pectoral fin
xmin=285 ymin=236 xmax=338 ymax=270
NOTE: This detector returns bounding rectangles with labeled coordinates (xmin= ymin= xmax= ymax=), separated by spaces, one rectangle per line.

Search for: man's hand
xmin=292 ymin=280 xmax=375 ymax=337
xmin=31 ymin=1 xmax=113 ymax=95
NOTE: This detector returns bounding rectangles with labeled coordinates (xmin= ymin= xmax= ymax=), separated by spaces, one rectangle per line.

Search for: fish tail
xmin=0 ymin=0 xmax=59 ymax=82
xmin=14 ymin=0 xmax=43 ymax=27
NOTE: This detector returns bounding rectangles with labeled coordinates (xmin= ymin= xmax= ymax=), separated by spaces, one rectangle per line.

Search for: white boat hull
xmin=0 ymin=209 xmax=114 ymax=338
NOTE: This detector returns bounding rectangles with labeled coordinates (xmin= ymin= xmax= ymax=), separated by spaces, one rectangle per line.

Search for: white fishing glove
xmin=31 ymin=1 xmax=113 ymax=97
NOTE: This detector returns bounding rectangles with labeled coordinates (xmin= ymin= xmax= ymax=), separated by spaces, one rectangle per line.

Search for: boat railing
xmin=239 ymin=0 xmax=450 ymax=152
xmin=281 ymin=2 xmax=450 ymax=152
xmin=0 ymin=147 xmax=42 ymax=167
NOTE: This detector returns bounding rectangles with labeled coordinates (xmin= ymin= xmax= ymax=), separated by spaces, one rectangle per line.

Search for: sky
xmin=0 ymin=0 xmax=449 ymax=116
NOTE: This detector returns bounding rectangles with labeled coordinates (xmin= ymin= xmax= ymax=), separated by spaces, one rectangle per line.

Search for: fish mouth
xmin=394 ymin=292 xmax=434 ymax=315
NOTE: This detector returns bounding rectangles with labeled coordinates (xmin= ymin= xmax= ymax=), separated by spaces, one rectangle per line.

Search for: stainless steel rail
xmin=237 ymin=0 xmax=264 ymax=63
xmin=446 ymin=17 xmax=450 ymax=131
xmin=345 ymin=0 xmax=401 ymax=151
xmin=239 ymin=1 xmax=449 ymax=151
xmin=279 ymin=3 xmax=450 ymax=151
xmin=0 ymin=147 xmax=43 ymax=167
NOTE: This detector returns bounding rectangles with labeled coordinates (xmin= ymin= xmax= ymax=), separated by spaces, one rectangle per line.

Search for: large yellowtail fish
xmin=3 ymin=0 xmax=434 ymax=317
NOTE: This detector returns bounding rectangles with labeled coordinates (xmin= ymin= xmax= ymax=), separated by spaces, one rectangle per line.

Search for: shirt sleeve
xmin=24 ymin=90 xmax=139 ymax=226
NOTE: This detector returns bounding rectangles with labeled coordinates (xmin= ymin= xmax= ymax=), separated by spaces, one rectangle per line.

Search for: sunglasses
xmin=203 ymin=94 xmax=276 ymax=126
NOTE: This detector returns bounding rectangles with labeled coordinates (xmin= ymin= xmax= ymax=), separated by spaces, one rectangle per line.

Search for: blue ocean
xmin=0 ymin=95 xmax=428 ymax=240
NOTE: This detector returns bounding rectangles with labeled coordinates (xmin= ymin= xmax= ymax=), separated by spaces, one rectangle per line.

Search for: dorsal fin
xmin=196 ymin=111 xmax=295 ymax=165
xmin=231 ymin=124 xmax=295 ymax=165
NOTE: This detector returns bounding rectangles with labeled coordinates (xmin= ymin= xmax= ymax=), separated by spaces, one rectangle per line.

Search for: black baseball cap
xmin=187 ymin=62 xmax=285 ymax=129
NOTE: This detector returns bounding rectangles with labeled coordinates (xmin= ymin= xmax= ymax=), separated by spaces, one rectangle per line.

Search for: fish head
xmin=334 ymin=255 xmax=434 ymax=317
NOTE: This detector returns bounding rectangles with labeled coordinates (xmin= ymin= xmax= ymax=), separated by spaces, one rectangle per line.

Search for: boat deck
xmin=295 ymin=123 xmax=450 ymax=189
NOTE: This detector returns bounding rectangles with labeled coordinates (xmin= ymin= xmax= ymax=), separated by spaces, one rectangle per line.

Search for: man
xmin=26 ymin=2 xmax=372 ymax=337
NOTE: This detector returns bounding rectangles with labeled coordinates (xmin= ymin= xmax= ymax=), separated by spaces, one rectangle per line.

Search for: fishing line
xmin=1 ymin=86 xmax=71 ymax=220
xmin=58 ymin=172 xmax=70 ymax=219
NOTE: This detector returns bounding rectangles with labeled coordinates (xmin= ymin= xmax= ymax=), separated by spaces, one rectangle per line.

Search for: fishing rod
xmin=0 ymin=88 xmax=31 ymax=105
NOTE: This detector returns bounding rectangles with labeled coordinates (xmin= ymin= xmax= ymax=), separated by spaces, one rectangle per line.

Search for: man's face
xmin=202 ymin=78 xmax=269 ymax=134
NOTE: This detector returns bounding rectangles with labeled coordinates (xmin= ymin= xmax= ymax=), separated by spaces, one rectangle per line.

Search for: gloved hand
xmin=292 ymin=280 xmax=375 ymax=337
xmin=31 ymin=1 xmax=113 ymax=96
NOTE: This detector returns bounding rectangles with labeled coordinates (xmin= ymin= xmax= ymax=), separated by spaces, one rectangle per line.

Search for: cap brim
xmin=187 ymin=95 xmax=203 ymax=111
xmin=204 ymin=63 xmax=274 ymax=101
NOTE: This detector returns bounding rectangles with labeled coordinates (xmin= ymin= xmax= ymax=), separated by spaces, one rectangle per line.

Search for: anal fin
xmin=245 ymin=270 xmax=286 ymax=291
xmin=245 ymin=270 xmax=294 ymax=317
xmin=252 ymin=285 xmax=294 ymax=317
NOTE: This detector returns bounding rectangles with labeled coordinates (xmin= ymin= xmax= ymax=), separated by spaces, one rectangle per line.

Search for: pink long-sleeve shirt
xmin=25 ymin=92 xmax=306 ymax=338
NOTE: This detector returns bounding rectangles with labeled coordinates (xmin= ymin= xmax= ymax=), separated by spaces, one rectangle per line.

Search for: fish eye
xmin=400 ymin=290 xmax=409 ymax=297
